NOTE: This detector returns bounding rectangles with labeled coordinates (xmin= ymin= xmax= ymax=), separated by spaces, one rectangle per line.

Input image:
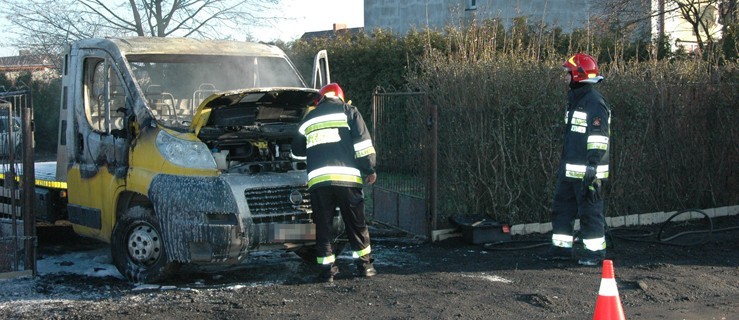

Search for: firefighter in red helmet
xmin=292 ymin=83 xmax=377 ymax=282
xmin=539 ymin=53 xmax=612 ymax=266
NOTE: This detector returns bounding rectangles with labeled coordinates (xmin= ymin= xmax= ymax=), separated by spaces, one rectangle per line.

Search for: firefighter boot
xmin=355 ymin=257 xmax=377 ymax=277
xmin=318 ymin=264 xmax=339 ymax=283
xmin=537 ymin=245 xmax=573 ymax=261
xmin=577 ymin=248 xmax=606 ymax=266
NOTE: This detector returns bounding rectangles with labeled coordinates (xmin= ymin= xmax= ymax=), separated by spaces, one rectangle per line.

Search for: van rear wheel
xmin=111 ymin=206 xmax=180 ymax=283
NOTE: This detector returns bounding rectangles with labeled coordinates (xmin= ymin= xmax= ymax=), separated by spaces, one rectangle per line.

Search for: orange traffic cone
xmin=593 ymin=260 xmax=626 ymax=320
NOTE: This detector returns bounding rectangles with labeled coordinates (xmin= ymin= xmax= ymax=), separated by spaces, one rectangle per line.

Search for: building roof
xmin=300 ymin=24 xmax=365 ymax=41
xmin=0 ymin=53 xmax=56 ymax=72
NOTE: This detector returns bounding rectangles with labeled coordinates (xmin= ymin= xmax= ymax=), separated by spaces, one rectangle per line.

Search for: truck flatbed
xmin=33 ymin=162 xmax=66 ymax=190
xmin=0 ymin=162 xmax=66 ymax=190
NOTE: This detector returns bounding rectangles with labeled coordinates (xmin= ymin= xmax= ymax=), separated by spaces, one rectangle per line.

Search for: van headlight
xmin=156 ymin=130 xmax=217 ymax=169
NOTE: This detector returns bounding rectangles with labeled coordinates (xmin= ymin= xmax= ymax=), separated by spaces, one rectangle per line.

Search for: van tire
xmin=111 ymin=206 xmax=180 ymax=283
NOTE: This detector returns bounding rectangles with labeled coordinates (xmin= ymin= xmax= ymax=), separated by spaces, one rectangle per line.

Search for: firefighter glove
xmin=583 ymin=165 xmax=597 ymax=186
xmin=583 ymin=179 xmax=602 ymax=203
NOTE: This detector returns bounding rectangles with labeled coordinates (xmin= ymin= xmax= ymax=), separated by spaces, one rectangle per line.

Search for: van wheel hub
xmin=128 ymin=223 xmax=162 ymax=265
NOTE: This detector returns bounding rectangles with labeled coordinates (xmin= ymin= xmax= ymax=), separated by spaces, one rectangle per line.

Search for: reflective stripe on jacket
xmin=291 ymin=96 xmax=376 ymax=190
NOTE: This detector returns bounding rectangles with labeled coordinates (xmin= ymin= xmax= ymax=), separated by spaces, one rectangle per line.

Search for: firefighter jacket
xmin=561 ymin=84 xmax=611 ymax=181
xmin=291 ymin=96 xmax=376 ymax=190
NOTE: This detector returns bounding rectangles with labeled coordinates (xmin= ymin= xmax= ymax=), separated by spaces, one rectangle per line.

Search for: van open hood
xmin=190 ymin=87 xmax=320 ymax=172
xmin=191 ymin=87 xmax=319 ymax=134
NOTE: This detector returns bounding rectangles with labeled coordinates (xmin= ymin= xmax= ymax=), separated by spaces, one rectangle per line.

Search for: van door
xmin=66 ymin=50 xmax=131 ymax=240
xmin=311 ymin=50 xmax=331 ymax=89
xmin=80 ymin=56 xmax=129 ymax=171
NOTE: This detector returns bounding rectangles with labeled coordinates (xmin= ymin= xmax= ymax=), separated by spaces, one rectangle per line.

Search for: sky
xmin=0 ymin=0 xmax=364 ymax=57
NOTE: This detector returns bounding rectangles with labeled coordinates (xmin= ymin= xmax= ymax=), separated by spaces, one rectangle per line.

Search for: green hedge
xmin=287 ymin=29 xmax=448 ymax=116
xmin=32 ymin=77 xmax=61 ymax=154
xmin=287 ymin=19 xmax=738 ymax=225
xmin=410 ymin=54 xmax=737 ymax=225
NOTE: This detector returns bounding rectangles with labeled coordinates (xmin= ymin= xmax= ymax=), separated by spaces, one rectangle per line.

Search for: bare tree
xmin=667 ymin=0 xmax=724 ymax=52
xmin=597 ymin=0 xmax=730 ymax=53
xmin=719 ymin=0 xmax=738 ymax=27
xmin=1 ymin=0 xmax=281 ymax=62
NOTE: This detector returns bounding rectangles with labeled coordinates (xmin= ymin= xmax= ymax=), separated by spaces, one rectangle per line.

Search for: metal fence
xmin=0 ymin=88 xmax=36 ymax=278
xmin=371 ymin=90 xmax=437 ymax=238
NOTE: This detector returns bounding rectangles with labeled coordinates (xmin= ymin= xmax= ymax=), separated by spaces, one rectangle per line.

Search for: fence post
xmin=5 ymin=100 xmax=20 ymax=272
xmin=427 ymin=99 xmax=438 ymax=238
xmin=22 ymin=105 xmax=36 ymax=276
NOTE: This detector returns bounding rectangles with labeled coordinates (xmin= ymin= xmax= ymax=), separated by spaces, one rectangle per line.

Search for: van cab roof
xmin=74 ymin=37 xmax=286 ymax=57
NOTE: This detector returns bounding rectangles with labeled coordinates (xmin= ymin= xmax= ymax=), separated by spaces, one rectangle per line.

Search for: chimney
xmin=333 ymin=23 xmax=348 ymax=32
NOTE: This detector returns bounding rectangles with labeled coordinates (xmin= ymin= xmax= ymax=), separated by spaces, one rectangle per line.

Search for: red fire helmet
xmin=318 ymin=83 xmax=345 ymax=102
xmin=562 ymin=53 xmax=604 ymax=83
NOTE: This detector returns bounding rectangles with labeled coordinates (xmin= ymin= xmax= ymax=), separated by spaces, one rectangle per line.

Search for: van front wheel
xmin=111 ymin=206 xmax=180 ymax=283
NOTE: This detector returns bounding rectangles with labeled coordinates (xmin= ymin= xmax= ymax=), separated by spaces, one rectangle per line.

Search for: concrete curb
xmin=431 ymin=205 xmax=739 ymax=241
xmin=509 ymin=205 xmax=739 ymax=236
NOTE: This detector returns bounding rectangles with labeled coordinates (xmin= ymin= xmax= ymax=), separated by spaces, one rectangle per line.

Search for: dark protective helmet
xmin=318 ymin=83 xmax=345 ymax=102
xmin=562 ymin=53 xmax=604 ymax=84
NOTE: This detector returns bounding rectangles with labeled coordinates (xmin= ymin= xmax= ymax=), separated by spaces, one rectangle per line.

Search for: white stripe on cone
xmin=598 ymin=278 xmax=619 ymax=296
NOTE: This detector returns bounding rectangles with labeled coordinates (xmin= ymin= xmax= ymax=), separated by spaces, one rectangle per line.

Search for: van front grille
xmin=244 ymin=186 xmax=311 ymax=223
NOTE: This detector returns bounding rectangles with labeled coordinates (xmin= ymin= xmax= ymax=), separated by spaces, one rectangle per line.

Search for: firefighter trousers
xmin=551 ymin=174 xmax=606 ymax=243
xmin=310 ymin=186 xmax=372 ymax=264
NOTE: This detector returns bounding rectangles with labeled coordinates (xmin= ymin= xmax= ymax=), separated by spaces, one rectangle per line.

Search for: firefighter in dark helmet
xmin=291 ymin=83 xmax=377 ymax=282
xmin=540 ymin=53 xmax=612 ymax=266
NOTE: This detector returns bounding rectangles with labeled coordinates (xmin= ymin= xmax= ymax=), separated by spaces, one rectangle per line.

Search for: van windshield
xmin=126 ymin=54 xmax=306 ymax=128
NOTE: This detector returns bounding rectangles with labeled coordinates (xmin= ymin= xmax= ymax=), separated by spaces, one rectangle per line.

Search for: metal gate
xmin=371 ymin=90 xmax=437 ymax=239
xmin=0 ymin=88 xmax=36 ymax=278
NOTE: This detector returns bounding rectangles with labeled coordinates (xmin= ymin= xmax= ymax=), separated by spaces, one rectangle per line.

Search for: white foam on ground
xmin=461 ymin=272 xmax=514 ymax=284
